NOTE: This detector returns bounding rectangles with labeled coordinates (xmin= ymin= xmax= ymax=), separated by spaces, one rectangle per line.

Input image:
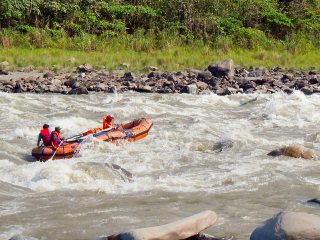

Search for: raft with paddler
xmin=31 ymin=115 xmax=153 ymax=161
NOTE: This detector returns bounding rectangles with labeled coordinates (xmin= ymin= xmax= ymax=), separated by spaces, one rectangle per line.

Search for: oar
xmin=47 ymin=141 xmax=64 ymax=161
xmin=66 ymin=127 xmax=113 ymax=142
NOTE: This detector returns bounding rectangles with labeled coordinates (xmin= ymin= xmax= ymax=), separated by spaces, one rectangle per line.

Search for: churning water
xmin=0 ymin=91 xmax=320 ymax=240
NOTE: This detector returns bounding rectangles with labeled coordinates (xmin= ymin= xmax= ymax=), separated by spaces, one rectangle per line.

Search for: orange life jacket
xmin=103 ymin=117 xmax=114 ymax=129
xmin=51 ymin=130 xmax=62 ymax=148
xmin=40 ymin=128 xmax=51 ymax=146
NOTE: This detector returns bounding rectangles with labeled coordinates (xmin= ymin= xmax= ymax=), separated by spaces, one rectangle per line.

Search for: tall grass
xmin=1 ymin=45 xmax=319 ymax=72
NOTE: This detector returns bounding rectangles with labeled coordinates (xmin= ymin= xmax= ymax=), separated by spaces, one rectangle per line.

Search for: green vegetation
xmin=0 ymin=0 xmax=319 ymax=70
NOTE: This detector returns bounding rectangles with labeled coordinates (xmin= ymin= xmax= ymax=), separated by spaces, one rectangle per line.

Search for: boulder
xmin=250 ymin=211 xmax=320 ymax=240
xmin=267 ymin=145 xmax=314 ymax=159
xmin=208 ymin=59 xmax=235 ymax=78
xmin=107 ymin=210 xmax=218 ymax=240
xmin=43 ymin=72 xmax=54 ymax=79
xmin=68 ymin=87 xmax=89 ymax=95
xmin=78 ymin=63 xmax=92 ymax=73
xmin=181 ymin=84 xmax=198 ymax=94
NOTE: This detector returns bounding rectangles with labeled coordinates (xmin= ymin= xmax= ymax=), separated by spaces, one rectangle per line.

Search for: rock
xmin=197 ymin=71 xmax=212 ymax=81
xmin=147 ymin=71 xmax=161 ymax=78
xmin=68 ymin=87 xmax=89 ymax=95
xmin=107 ymin=210 xmax=218 ymax=240
xmin=307 ymin=198 xmax=320 ymax=206
xmin=78 ymin=63 xmax=92 ymax=73
xmin=181 ymin=84 xmax=198 ymax=94
xmin=109 ymin=86 xmax=117 ymax=93
xmin=208 ymin=59 xmax=235 ymax=78
xmin=13 ymin=82 xmax=24 ymax=93
xmin=282 ymin=73 xmax=295 ymax=81
xmin=0 ymin=69 xmax=8 ymax=75
xmin=123 ymin=72 xmax=136 ymax=80
xmin=43 ymin=72 xmax=54 ymax=79
xmin=300 ymin=86 xmax=313 ymax=95
xmin=136 ymin=85 xmax=153 ymax=93
xmin=250 ymin=211 xmax=320 ymax=240
xmin=64 ymin=77 xmax=77 ymax=87
xmin=149 ymin=66 xmax=158 ymax=71
xmin=167 ymin=74 xmax=177 ymax=82
xmin=267 ymin=145 xmax=314 ymax=159
xmin=309 ymin=70 xmax=317 ymax=75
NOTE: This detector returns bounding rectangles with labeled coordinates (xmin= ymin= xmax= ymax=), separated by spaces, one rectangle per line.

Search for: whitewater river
xmin=0 ymin=91 xmax=320 ymax=240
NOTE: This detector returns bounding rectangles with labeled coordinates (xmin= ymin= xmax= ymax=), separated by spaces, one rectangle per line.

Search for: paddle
xmin=66 ymin=127 xmax=113 ymax=142
xmin=47 ymin=141 xmax=64 ymax=161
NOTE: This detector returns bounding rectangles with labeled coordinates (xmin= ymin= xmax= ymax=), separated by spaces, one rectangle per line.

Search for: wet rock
xmin=300 ymin=86 xmax=313 ymax=95
xmin=250 ymin=211 xmax=320 ymax=240
xmin=307 ymin=198 xmax=320 ymax=206
xmin=267 ymin=145 xmax=314 ymax=159
xmin=181 ymin=84 xmax=198 ymax=94
xmin=68 ymin=86 xmax=89 ymax=95
xmin=208 ymin=59 xmax=235 ymax=78
xmin=213 ymin=139 xmax=234 ymax=152
xmin=13 ymin=82 xmax=24 ymax=93
xmin=109 ymin=86 xmax=117 ymax=93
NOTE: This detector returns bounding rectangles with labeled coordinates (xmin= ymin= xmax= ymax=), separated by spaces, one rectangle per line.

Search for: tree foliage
xmin=0 ymin=0 xmax=319 ymax=47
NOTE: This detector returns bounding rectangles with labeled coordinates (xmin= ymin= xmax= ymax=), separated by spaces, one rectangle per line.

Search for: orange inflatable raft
xmin=31 ymin=118 xmax=153 ymax=161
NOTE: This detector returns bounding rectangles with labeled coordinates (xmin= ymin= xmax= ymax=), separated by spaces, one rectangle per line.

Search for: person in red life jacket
xmin=102 ymin=115 xmax=123 ymax=131
xmin=51 ymin=126 xmax=65 ymax=149
xmin=103 ymin=115 xmax=114 ymax=129
xmin=37 ymin=124 xmax=51 ymax=147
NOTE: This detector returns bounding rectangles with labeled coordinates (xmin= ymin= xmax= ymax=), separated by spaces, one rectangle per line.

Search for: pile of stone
xmin=0 ymin=60 xmax=319 ymax=95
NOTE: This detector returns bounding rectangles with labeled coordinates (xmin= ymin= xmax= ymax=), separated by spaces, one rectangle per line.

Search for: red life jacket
xmin=51 ymin=130 xmax=62 ymax=148
xmin=40 ymin=128 xmax=51 ymax=146
xmin=103 ymin=117 xmax=114 ymax=129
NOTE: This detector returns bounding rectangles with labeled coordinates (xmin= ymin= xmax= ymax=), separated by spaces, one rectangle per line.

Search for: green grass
xmin=0 ymin=45 xmax=319 ymax=73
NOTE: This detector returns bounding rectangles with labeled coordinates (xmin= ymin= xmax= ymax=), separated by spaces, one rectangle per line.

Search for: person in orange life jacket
xmin=37 ymin=124 xmax=51 ymax=146
xmin=102 ymin=115 xmax=123 ymax=130
xmin=51 ymin=126 xmax=65 ymax=149
xmin=103 ymin=115 xmax=114 ymax=129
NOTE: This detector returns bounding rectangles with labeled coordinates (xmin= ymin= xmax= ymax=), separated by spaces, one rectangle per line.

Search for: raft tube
xmin=31 ymin=118 xmax=153 ymax=161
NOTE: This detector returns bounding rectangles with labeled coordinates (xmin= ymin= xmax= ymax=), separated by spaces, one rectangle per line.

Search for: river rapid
xmin=0 ymin=91 xmax=320 ymax=240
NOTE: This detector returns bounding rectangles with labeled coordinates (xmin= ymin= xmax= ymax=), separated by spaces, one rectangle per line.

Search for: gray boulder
xmin=181 ymin=84 xmax=198 ymax=94
xmin=250 ymin=211 xmax=320 ymax=240
xmin=208 ymin=59 xmax=235 ymax=78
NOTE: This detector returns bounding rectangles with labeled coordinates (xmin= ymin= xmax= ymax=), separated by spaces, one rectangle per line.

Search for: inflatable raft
xmin=31 ymin=118 xmax=153 ymax=161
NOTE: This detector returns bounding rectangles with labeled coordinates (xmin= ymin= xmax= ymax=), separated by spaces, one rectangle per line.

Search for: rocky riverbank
xmin=0 ymin=59 xmax=319 ymax=95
